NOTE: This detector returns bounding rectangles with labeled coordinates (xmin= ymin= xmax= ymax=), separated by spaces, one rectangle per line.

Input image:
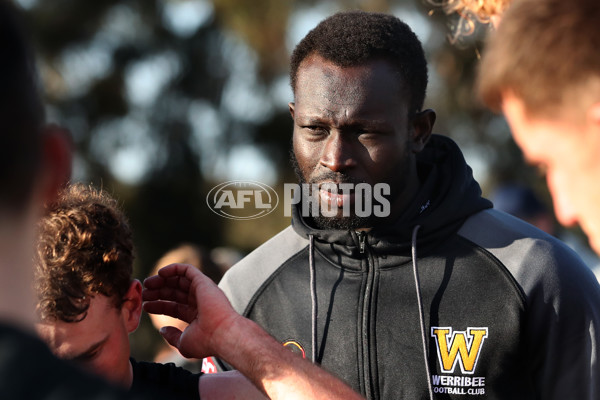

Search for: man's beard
xmin=290 ymin=150 xmax=388 ymax=230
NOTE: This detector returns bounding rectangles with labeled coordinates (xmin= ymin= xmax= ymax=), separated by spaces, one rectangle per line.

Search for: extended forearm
xmin=211 ymin=315 xmax=364 ymax=400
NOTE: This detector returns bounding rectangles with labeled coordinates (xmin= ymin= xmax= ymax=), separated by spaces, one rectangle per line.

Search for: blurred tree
xmin=212 ymin=0 xmax=291 ymax=79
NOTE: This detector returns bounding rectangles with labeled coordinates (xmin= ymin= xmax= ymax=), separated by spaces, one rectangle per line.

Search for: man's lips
xmin=317 ymin=182 xmax=355 ymax=208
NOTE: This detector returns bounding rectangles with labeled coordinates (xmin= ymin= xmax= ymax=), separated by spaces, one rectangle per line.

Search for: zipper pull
xmin=357 ymin=231 xmax=367 ymax=254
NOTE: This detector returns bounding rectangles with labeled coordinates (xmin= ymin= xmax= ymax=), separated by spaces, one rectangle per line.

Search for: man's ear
xmin=289 ymin=102 xmax=295 ymax=119
xmin=122 ymin=280 xmax=143 ymax=334
xmin=41 ymin=125 xmax=72 ymax=204
xmin=410 ymin=109 xmax=436 ymax=153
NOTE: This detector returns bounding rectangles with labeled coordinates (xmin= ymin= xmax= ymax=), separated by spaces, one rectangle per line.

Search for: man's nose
xmin=547 ymin=170 xmax=578 ymax=227
xmin=319 ymin=132 xmax=357 ymax=172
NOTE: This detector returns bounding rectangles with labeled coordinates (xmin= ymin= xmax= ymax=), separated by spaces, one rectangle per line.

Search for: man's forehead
xmin=38 ymin=318 xmax=112 ymax=359
xmin=294 ymin=56 xmax=406 ymax=114
xmin=37 ymin=320 xmax=84 ymax=353
xmin=36 ymin=322 xmax=60 ymax=348
xmin=296 ymin=55 xmax=402 ymax=93
xmin=37 ymin=295 xmax=119 ymax=349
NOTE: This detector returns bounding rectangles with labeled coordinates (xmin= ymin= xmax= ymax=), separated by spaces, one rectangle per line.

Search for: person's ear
xmin=121 ymin=280 xmax=143 ymax=334
xmin=40 ymin=125 xmax=72 ymax=204
xmin=410 ymin=109 xmax=436 ymax=153
xmin=289 ymin=102 xmax=296 ymax=119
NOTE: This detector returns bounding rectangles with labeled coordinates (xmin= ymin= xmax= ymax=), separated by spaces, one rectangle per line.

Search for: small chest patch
xmin=282 ymin=339 xmax=306 ymax=359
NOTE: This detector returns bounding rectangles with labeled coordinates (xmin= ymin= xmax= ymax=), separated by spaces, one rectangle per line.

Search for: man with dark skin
xmin=216 ymin=10 xmax=600 ymax=399
xmin=289 ymin=54 xmax=434 ymax=229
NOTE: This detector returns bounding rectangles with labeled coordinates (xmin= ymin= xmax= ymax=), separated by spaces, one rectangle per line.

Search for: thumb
xmin=159 ymin=326 xmax=183 ymax=348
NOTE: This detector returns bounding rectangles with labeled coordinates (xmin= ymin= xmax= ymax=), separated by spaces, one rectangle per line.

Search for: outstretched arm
xmin=143 ymin=263 xmax=363 ymax=400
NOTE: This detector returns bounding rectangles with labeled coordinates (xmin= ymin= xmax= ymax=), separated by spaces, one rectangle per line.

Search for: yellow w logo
xmin=431 ymin=327 xmax=488 ymax=374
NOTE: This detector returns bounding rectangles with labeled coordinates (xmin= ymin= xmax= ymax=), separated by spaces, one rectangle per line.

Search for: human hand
xmin=144 ymin=266 xmax=364 ymax=400
xmin=142 ymin=263 xmax=240 ymax=359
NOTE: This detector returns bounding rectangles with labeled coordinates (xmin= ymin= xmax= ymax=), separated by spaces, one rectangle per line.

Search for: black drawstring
xmin=411 ymin=225 xmax=434 ymax=400
xmin=309 ymin=234 xmax=318 ymax=363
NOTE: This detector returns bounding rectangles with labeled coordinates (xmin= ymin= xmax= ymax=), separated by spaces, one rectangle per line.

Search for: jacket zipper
xmin=357 ymin=231 xmax=375 ymax=400
xmin=358 ymin=231 xmax=367 ymax=254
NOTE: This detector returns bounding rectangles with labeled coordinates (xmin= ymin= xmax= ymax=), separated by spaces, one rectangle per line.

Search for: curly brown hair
xmin=35 ymin=184 xmax=134 ymax=323
xmin=427 ymin=0 xmax=511 ymax=39
xmin=430 ymin=0 xmax=510 ymax=22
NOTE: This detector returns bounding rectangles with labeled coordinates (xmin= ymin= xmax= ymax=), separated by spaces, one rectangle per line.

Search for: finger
xmin=159 ymin=326 xmax=183 ymax=348
xmin=156 ymin=263 xmax=201 ymax=280
xmin=143 ymin=300 xmax=196 ymax=323
xmin=159 ymin=263 xmax=206 ymax=288
xmin=143 ymin=274 xmax=165 ymax=289
xmin=165 ymin=275 xmax=192 ymax=293
xmin=144 ymin=273 xmax=192 ymax=292
xmin=142 ymin=286 xmax=192 ymax=305
xmin=143 ymin=264 xmax=193 ymax=289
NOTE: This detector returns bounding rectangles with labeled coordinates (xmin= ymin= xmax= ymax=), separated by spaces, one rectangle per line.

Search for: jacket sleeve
xmin=219 ymin=226 xmax=308 ymax=315
xmin=215 ymin=226 xmax=308 ymax=372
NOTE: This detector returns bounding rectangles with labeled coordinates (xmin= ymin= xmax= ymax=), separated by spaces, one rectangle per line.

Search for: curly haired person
xmin=35 ymin=184 xmax=361 ymax=400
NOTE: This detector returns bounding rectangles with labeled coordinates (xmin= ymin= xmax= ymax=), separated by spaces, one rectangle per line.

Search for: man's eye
xmin=357 ymin=129 xmax=375 ymax=136
xmin=356 ymin=129 xmax=383 ymax=140
xmin=72 ymin=350 xmax=99 ymax=363
xmin=303 ymin=126 xmax=327 ymax=135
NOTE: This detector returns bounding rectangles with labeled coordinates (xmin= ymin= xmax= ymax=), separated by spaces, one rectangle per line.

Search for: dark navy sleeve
xmin=130 ymin=358 xmax=201 ymax=400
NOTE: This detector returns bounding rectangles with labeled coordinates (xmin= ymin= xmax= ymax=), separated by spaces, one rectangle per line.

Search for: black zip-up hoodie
xmin=220 ymin=135 xmax=600 ymax=399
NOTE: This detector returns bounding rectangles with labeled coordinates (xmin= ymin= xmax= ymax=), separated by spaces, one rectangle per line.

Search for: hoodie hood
xmin=292 ymin=134 xmax=492 ymax=257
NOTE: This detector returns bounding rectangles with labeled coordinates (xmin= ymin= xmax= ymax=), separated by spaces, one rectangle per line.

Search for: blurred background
xmin=17 ymin=0 xmax=558 ymax=360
